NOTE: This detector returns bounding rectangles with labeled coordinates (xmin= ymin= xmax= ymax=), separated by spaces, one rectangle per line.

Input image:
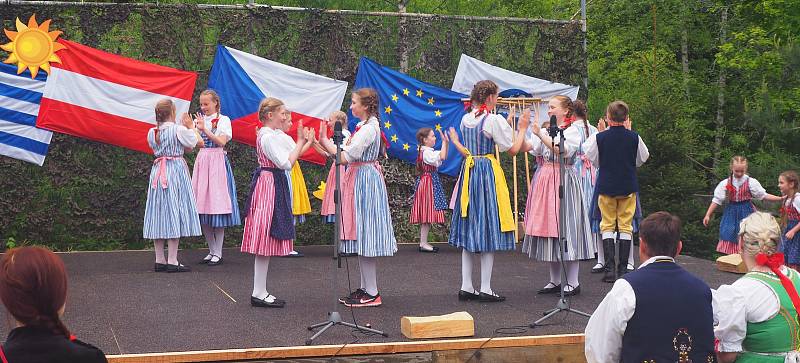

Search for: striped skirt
xmin=717 ymin=200 xmax=754 ymax=254
xmin=782 ymin=220 xmax=800 ymax=265
xmin=448 ymin=158 xmax=515 ymax=252
xmin=321 ymin=163 xmax=345 ymax=224
xmin=573 ymin=159 xmax=601 ymax=254
xmin=198 ymin=153 xmax=241 ymax=228
xmin=522 ymin=163 xmax=594 ymax=262
xmin=143 ymin=158 xmax=202 ymax=239
xmin=339 ymin=162 xmax=397 ymax=257
xmin=241 ymin=170 xmax=293 ymax=257
xmin=410 ymin=173 xmax=446 ymax=224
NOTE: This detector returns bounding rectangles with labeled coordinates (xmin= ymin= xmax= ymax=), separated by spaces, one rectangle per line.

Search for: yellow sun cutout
xmin=1 ymin=14 xmax=66 ymax=79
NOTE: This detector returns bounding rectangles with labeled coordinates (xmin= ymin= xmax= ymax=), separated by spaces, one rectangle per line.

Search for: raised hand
xmin=194 ymin=112 xmax=206 ymax=131
xmin=506 ymin=108 xmax=517 ymax=125
xmin=519 ymin=108 xmax=531 ymax=131
xmin=181 ymin=113 xmax=194 ymax=129
xmin=296 ymin=119 xmax=305 ymax=139
xmin=624 ymin=117 xmax=632 ymax=130
xmin=319 ymin=122 xmax=329 ymax=140
xmin=438 ymin=129 xmax=449 ymax=143
xmin=597 ymin=118 xmax=607 ymax=132
xmin=448 ymin=127 xmax=461 ymax=144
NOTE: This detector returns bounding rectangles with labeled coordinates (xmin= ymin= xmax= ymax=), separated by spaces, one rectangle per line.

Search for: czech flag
xmin=208 ymin=45 xmax=348 ymax=165
xmin=36 ymin=40 xmax=197 ymax=154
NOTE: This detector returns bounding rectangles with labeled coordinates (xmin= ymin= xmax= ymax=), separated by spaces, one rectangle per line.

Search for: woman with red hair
xmin=0 ymin=246 xmax=106 ymax=363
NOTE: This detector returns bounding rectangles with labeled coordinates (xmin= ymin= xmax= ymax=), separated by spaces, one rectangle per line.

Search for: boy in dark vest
xmin=584 ymin=212 xmax=716 ymax=363
xmin=582 ymin=100 xmax=649 ymax=282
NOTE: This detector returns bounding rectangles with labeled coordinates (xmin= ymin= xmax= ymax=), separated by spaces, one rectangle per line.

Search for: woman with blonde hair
xmin=713 ymin=211 xmax=800 ymax=362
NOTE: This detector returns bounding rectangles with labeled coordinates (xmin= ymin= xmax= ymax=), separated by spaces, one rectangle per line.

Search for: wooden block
xmin=716 ymin=253 xmax=748 ymax=274
xmin=401 ymin=311 xmax=474 ymax=339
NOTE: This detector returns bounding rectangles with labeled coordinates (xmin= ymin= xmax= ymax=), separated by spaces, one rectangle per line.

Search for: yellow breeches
xmin=598 ymin=193 xmax=637 ymax=235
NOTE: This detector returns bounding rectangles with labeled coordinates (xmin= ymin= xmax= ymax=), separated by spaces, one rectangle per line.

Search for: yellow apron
xmin=290 ymin=162 xmax=312 ymax=215
xmin=459 ymin=152 xmax=514 ymax=232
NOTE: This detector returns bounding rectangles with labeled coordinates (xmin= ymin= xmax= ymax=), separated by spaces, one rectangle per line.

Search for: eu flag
xmin=351 ymin=57 xmax=468 ymax=176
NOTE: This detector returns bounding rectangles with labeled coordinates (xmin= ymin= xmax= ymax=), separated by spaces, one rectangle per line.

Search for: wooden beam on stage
xmin=106 ymin=334 xmax=585 ymax=363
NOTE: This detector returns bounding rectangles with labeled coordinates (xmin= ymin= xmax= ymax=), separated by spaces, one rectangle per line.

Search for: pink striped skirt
xmin=192 ymin=148 xmax=232 ymax=214
xmin=241 ymin=170 xmax=293 ymax=256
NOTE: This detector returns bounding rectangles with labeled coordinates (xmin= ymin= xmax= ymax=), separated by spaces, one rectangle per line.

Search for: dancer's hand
xmin=519 ymin=109 xmax=531 ymax=131
xmin=448 ymin=127 xmax=461 ymax=144
xmin=702 ymin=215 xmax=711 ymax=227
xmin=194 ymin=112 xmax=206 ymax=131
xmin=624 ymin=117 xmax=632 ymax=130
xmin=438 ymin=129 xmax=449 ymax=144
xmin=181 ymin=113 xmax=194 ymax=129
xmin=787 ymin=230 xmax=797 ymax=240
xmin=506 ymin=108 xmax=516 ymax=125
xmin=319 ymin=122 xmax=329 ymax=140
xmin=296 ymin=120 xmax=305 ymax=139
xmin=597 ymin=117 xmax=607 ymax=132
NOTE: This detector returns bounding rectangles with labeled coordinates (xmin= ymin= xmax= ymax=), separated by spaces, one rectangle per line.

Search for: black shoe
xmin=343 ymin=292 xmax=382 ymax=307
xmin=250 ymin=295 xmax=285 ymax=308
xmin=198 ymin=257 xmax=211 ymax=265
xmin=458 ymin=289 xmax=480 ymax=301
xmin=283 ymin=251 xmax=305 ymax=258
xmin=602 ymin=269 xmax=617 ymax=283
xmin=166 ymin=263 xmax=191 ymax=273
xmin=154 ymin=263 xmax=167 ymax=272
xmin=479 ymin=291 xmax=506 ymax=302
xmin=207 ymin=257 xmax=223 ymax=266
xmin=537 ymin=283 xmax=561 ymax=294
xmin=339 ymin=252 xmax=358 ymax=257
xmin=590 ymin=263 xmax=605 ymax=273
xmin=339 ymin=288 xmax=366 ymax=304
xmin=563 ymin=285 xmax=581 ymax=297
xmin=419 ymin=246 xmax=439 ymax=253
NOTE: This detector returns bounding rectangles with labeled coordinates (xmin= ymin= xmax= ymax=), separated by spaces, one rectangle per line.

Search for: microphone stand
xmin=531 ymin=124 xmax=591 ymax=328
xmin=306 ymin=124 xmax=387 ymax=345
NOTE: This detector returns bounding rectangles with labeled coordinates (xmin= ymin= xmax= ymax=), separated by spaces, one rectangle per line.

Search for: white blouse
xmin=712 ymin=267 xmax=790 ymax=353
xmin=582 ymin=129 xmax=649 ymax=168
xmin=201 ymin=113 xmax=233 ymax=140
xmin=343 ymin=117 xmax=379 ymax=162
xmin=154 ymin=122 xmax=197 ymax=148
xmin=526 ymin=125 xmax=580 ymax=159
xmin=420 ymin=146 xmax=443 ymax=167
xmin=460 ymin=111 xmax=513 ymax=152
xmin=257 ymin=126 xmax=296 ymax=170
xmin=711 ymin=176 xmax=767 ymax=205
xmin=785 ymin=192 xmax=800 ymax=210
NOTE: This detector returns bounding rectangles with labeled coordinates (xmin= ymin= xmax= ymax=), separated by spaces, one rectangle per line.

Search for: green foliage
xmin=0 ymin=3 xmax=583 ymax=251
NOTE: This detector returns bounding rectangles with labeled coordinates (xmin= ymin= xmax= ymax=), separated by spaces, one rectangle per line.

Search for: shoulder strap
xmin=0 ymin=345 xmax=9 ymax=363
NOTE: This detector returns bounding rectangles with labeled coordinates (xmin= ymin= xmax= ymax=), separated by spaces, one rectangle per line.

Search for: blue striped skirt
xmin=143 ymin=158 xmax=202 ymax=239
xmin=198 ymin=154 xmax=241 ymax=228
xmin=448 ymin=158 xmax=515 ymax=252
xmin=339 ymin=164 xmax=397 ymax=257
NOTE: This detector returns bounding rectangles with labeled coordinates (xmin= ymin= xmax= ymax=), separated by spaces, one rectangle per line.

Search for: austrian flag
xmin=36 ymin=40 xmax=197 ymax=153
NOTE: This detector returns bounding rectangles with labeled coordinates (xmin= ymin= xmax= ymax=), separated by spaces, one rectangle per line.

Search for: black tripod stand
xmin=531 ymin=121 xmax=591 ymax=328
xmin=306 ymin=122 xmax=387 ymax=345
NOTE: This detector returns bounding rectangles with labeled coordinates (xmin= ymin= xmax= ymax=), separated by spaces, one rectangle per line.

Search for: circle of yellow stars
xmin=385 ymin=88 xmax=445 ymax=152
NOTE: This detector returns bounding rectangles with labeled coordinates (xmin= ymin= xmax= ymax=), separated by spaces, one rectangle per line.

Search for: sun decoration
xmin=1 ymin=14 xmax=66 ymax=79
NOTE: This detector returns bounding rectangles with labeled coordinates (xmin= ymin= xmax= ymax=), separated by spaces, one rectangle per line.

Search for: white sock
xmin=420 ymin=224 xmax=432 ymax=248
xmin=359 ymin=256 xmax=378 ymax=296
xmin=479 ymin=252 xmax=494 ymax=295
xmin=167 ymin=239 xmax=179 ymax=265
xmin=596 ymin=236 xmax=605 ymax=265
xmin=548 ymin=262 xmax=562 ymax=286
xmin=154 ymin=239 xmax=166 ymax=264
xmin=566 ymin=261 xmax=580 ymax=290
xmin=213 ymin=227 xmax=225 ymax=259
xmin=461 ymin=250 xmax=476 ymax=293
xmin=252 ymin=256 xmax=270 ymax=299
xmin=201 ymin=224 xmax=215 ymax=259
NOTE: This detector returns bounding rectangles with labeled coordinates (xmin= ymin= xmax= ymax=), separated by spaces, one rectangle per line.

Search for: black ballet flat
xmin=207 ymin=258 xmax=223 ymax=266
xmin=166 ymin=263 xmax=191 ymax=273
xmin=419 ymin=246 xmax=440 ymax=253
xmin=563 ymin=285 xmax=581 ymax=297
xmin=251 ymin=295 xmax=285 ymax=308
xmin=458 ymin=289 xmax=481 ymax=301
xmin=154 ymin=263 xmax=167 ymax=272
xmin=590 ymin=263 xmax=605 ymax=273
xmin=479 ymin=292 xmax=506 ymax=302
xmin=537 ymin=283 xmax=561 ymax=294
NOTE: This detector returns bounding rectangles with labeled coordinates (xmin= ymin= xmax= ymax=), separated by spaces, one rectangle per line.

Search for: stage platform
xmin=0 ymin=244 xmax=737 ymax=361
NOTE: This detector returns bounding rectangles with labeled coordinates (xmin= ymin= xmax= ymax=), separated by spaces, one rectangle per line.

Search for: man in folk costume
xmin=584 ymin=212 xmax=716 ymax=363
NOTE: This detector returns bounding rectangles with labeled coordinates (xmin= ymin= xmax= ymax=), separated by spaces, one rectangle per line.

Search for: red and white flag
xmin=36 ymin=40 xmax=197 ymax=153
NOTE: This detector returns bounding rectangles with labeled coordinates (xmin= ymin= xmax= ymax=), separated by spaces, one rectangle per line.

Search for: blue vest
xmin=596 ymin=127 xmax=639 ymax=196
xmin=621 ymin=260 xmax=716 ymax=363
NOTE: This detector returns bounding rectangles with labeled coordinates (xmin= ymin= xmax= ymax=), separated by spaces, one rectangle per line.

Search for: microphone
xmin=547 ymin=115 xmax=560 ymax=138
xmin=333 ymin=121 xmax=344 ymax=146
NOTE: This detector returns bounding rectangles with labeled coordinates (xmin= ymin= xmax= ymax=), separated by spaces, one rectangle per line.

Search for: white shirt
xmin=258 ymin=126 xmax=296 ymax=170
xmin=201 ymin=113 xmax=233 ymax=140
xmin=151 ymin=122 xmax=198 ymax=148
xmin=785 ymin=192 xmax=800 ymax=210
xmin=343 ymin=117 xmax=379 ymax=162
xmin=584 ymin=256 xmax=676 ymax=363
xmin=711 ymin=176 xmax=767 ymax=205
xmin=460 ymin=111 xmax=513 ymax=152
xmin=526 ymin=125 xmax=581 ymax=159
xmin=420 ymin=146 xmax=443 ymax=167
xmin=712 ymin=267 xmax=789 ymax=353
xmin=322 ymin=129 xmax=351 ymax=157
xmin=582 ymin=128 xmax=649 ymax=168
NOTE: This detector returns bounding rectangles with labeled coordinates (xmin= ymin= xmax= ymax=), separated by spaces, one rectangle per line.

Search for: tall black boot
xmin=602 ymin=238 xmax=616 ymax=283
xmin=618 ymin=239 xmax=632 ymax=277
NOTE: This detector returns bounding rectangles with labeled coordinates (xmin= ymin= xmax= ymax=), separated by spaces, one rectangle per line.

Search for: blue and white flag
xmin=352 ymin=57 xmax=468 ymax=176
xmin=0 ymin=63 xmax=51 ymax=165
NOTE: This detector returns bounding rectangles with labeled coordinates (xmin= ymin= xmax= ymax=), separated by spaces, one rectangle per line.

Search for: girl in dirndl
xmin=241 ymin=98 xmax=313 ymax=308
xmin=448 ymin=80 xmax=531 ymax=303
xmin=410 ymin=127 xmax=449 ymax=253
xmin=702 ymin=156 xmax=779 ymax=254
xmin=522 ymin=95 xmax=594 ymax=296
xmin=192 ymin=90 xmax=241 ymax=266
xmin=143 ymin=99 xmax=202 ymax=273
xmin=318 ymin=88 xmax=397 ymax=308
xmin=778 ymin=170 xmax=800 ymax=270
xmin=313 ymin=111 xmax=351 ymax=224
